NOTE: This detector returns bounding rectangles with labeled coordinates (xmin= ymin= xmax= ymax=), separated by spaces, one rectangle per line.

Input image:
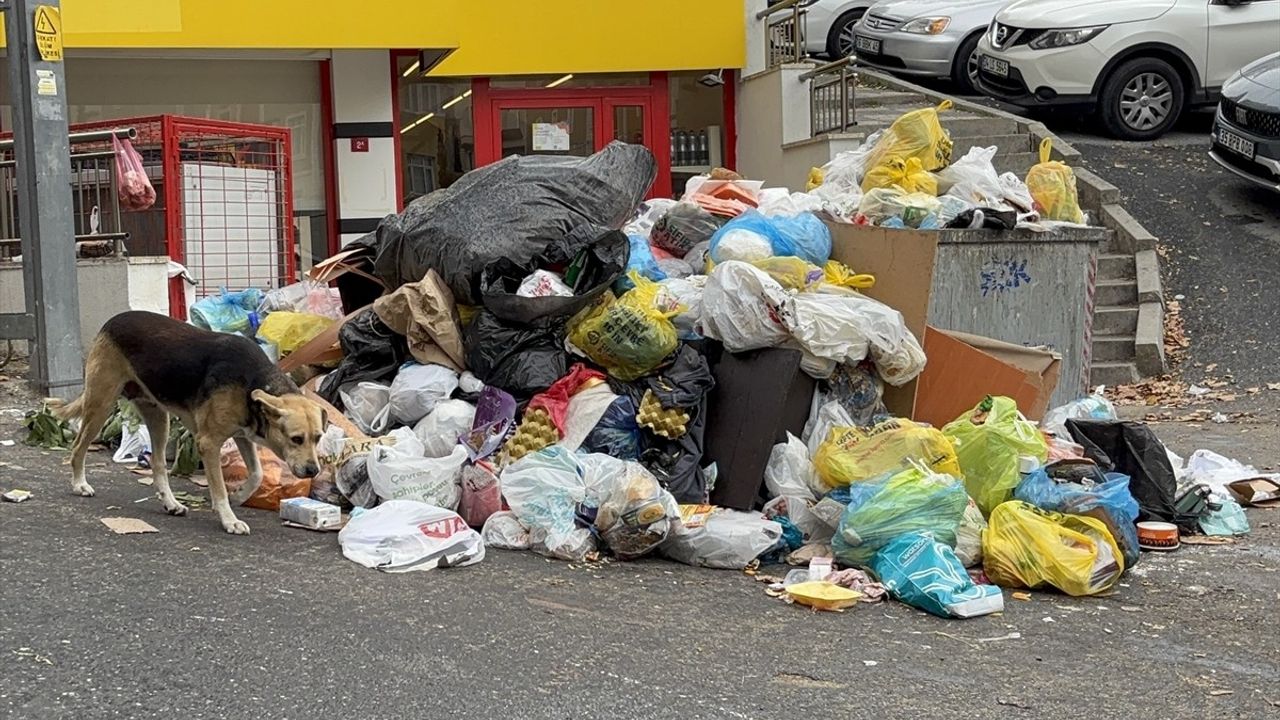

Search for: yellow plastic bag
xmin=861 ymin=156 xmax=939 ymax=195
xmin=257 ymin=311 xmax=333 ymax=355
xmin=823 ymin=260 xmax=875 ymax=290
xmin=1025 ymin=138 xmax=1084 ymax=223
xmin=567 ymin=272 xmax=683 ymax=381
xmin=814 ymin=418 xmax=961 ymax=488
xmin=750 ymin=256 xmax=823 ymax=291
xmin=805 ymin=167 xmax=825 ymax=192
xmin=983 ymin=501 xmax=1125 ymax=596
xmin=942 ymin=395 xmax=1048 ymax=517
xmin=866 ymin=100 xmax=955 ymax=172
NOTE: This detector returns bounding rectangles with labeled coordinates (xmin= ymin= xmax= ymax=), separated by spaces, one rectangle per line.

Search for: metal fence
xmin=759 ymin=0 xmax=808 ymax=68
xmin=0 ymin=127 xmax=135 ymax=261
xmin=803 ymin=57 xmax=858 ymax=136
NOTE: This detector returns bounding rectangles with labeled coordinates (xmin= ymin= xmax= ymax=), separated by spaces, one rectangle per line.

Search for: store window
xmin=396 ymin=56 xmax=474 ymax=206
xmin=668 ymin=71 xmax=728 ymax=197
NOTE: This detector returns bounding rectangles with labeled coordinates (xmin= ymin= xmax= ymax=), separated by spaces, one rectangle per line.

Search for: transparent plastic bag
xmin=937 ymin=145 xmax=1004 ymax=205
xmin=1025 ymin=138 xmax=1084 ymax=223
xmin=861 ymin=156 xmax=938 ymax=195
xmin=112 ymin=135 xmax=156 ymax=211
xmin=339 ymin=381 xmax=393 ymax=435
xmin=517 ymin=269 xmax=574 ymax=298
xmin=815 ymin=419 xmax=961 ymax=488
xmin=865 ymin=101 xmax=954 ymax=172
xmin=751 ymin=256 xmax=824 ymax=291
xmin=831 ymin=466 xmax=968 ymax=568
xmin=1041 ymin=389 xmax=1117 ymax=439
xmin=784 ymin=290 xmax=926 ymax=385
xmin=660 ymin=508 xmax=783 ymax=569
xmin=954 ymin=498 xmax=987 ymax=568
xmin=699 ymin=261 xmax=790 ymax=352
xmin=388 ymin=362 xmax=460 ymax=426
xmin=942 ymin=396 xmax=1049 ymax=516
xmin=983 ymin=500 xmax=1124 ymax=596
xmin=567 ymin=273 xmax=683 ymax=381
xmin=499 ymin=446 xmax=588 ymax=559
xmin=765 ymin=433 xmax=821 ymax=501
xmin=857 ymin=188 xmax=941 ymax=226
xmin=413 ymin=399 xmax=477 ymax=458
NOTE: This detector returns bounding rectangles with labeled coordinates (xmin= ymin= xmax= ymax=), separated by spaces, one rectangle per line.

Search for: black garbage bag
xmin=479 ymin=225 xmax=629 ymax=324
xmin=319 ymin=308 xmax=411 ymax=406
xmin=613 ymin=344 xmax=716 ymax=503
xmin=464 ymin=310 xmax=570 ymax=402
xmin=650 ymin=201 xmax=726 ymax=259
xmin=1065 ymin=419 xmax=1199 ymax=532
xmin=354 ymin=142 xmax=656 ymax=305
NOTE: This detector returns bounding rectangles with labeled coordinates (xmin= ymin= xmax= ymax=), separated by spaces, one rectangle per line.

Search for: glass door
xmin=496 ymin=101 xmax=602 ymax=159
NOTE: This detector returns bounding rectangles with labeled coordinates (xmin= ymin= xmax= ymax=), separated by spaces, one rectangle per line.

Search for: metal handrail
xmin=760 ymin=0 xmax=809 ymax=67
xmin=805 ymin=57 xmax=858 ymax=136
xmin=756 ymin=0 xmax=807 ymax=20
xmin=799 ymin=56 xmax=856 ymax=81
xmin=0 ymin=126 xmax=135 ymax=151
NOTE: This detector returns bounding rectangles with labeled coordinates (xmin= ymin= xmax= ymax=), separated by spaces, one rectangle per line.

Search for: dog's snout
xmin=294 ymin=463 xmax=320 ymax=479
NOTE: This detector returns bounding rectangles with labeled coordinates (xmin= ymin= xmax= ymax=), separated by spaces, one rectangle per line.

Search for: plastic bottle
xmin=697 ymin=130 xmax=709 ymax=166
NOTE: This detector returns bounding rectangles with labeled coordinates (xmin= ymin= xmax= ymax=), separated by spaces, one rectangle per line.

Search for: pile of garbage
xmin=110 ymin=105 xmax=1269 ymax=619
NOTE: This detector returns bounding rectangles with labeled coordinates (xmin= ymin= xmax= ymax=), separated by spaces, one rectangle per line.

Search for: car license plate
xmin=1216 ymin=126 xmax=1255 ymax=160
xmin=855 ymin=35 xmax=881 ymax=55
xmin=980 ymin=55 xmax=1009 ymax=78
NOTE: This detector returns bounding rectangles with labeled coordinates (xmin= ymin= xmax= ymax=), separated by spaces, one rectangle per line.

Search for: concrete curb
xmin=855 ymin=67 xmax=1168 ymax=377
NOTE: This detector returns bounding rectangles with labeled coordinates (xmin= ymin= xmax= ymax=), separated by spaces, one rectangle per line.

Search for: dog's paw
xmin=162 ymin=499 xmax=189 ymax=517
xmin=221 ymin=518 xmax=251 ymax=535
xmin=71 ymin=482 xmax=96 ymax=497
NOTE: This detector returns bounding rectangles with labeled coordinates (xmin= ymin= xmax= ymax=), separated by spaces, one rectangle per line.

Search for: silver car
xmin=850 ymin=0 xmax=1008 ymax=94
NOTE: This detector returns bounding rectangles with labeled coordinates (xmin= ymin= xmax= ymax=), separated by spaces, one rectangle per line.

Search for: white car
xmin=974 ymin=0 xmax=1280 ymax=140
xmin=799 ymin=0 xmax=878 ymax=59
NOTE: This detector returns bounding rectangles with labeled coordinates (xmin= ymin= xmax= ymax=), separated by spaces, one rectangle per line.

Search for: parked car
xmin=1210 ymin=52 xmax=1280 ymax=192
xmin=974 ymin=0 xmax=1280 ymax=140
xmin=849 ymin=0 xmax=1009 ymax=94
xmin=796 ymin=0 xmax=877 ymax=59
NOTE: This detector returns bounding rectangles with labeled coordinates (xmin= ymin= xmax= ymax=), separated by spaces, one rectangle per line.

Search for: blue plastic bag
xmin=188 ymin=287 xmax=265 ymax=334
xmin=1200 ymin=497 xmax=1249 ymax=536
xmin=580 ymin=395 xmax=641 ymax=460
xmin=872 ymin=532 xmax=1004 ymax=618
xmin=614 ymin=235 xmax=666 ymax=293
xmin=1014 ymin=466 xmax=1141 ymax=569
xmin=831 ymin=467 xmax=968 ymax=569
xmin=709 ymin=210 xmax=832 ymax=267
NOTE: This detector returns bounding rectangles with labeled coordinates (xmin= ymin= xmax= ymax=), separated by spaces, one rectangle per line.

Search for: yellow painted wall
xmin=0 ymin=0 xmax=746 ymax=74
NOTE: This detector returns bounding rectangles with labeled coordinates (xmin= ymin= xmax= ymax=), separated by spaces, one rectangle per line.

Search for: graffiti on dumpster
xmin=980 ymin=256 xmax=1032 ymax=297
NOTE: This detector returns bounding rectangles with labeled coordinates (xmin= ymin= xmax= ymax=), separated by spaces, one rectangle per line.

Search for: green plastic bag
xmin=831 ymin=466 xmax=968 ymax=569
xmin=942 ymin=396 xmax=1047 ymax=517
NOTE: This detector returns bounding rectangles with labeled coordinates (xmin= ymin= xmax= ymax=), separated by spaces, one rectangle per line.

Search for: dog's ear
xmin=320 ymin=407 xmax=329 ymax=429
xmin=251 ymin=389 xmax=285 ymax=417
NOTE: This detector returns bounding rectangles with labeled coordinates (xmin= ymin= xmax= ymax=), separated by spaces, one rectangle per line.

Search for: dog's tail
xmin=47 ymin=395 xmax=84 ymax=421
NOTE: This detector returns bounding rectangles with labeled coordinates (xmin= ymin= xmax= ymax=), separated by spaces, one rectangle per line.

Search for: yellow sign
xmin=34 ymin=5 xmax=63 ymax=62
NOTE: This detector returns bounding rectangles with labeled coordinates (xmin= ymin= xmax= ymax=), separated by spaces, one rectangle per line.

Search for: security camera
xmin=698 ymin=70 xmax=725 ymax=88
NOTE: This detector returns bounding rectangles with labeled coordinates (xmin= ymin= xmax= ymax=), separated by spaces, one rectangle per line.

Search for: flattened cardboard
xmin=915 ymin=328 xmax=1061 ymax=427
xmin=1227 ymin=477 xmax=1280 ymax=508
xmin=101 ymin=517 xmax=159 ymax=535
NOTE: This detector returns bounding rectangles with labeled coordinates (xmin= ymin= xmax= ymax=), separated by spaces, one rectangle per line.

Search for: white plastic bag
xmin=763 ymin=494 xmax=832 ymax=544
xmin=936 ymin=146 xmax=1004 ymax=206
xmin=804 ymin=397 xmax=856 ymax=461
xmin=999 ymin=172 xmax=1035 ymax=213
xmin=758 ymin=188 xmax=826 ymax=218
xmin=1184 ymin=449 xmax=1275 ymax=500
xmin=339 ymin=499 xmax=484 ymax=572
xmin=500 ymin=446 xmax=590 ymax=560
xmin=660 ymin=276 xmax=707 ymax=337
xmin=458 ymin=370 xmax=485 ymax=395
xmin=813 ymin=130 xmax=881 ymax=196
xmin=368 ymin=439 xmax=467 ymax=510
xmin=1040 ymin=388 xmax=1117 ymax=439
xmin=954 ymin=498 xmax=987 ymax=568
xmin=580 ymin=453 xmax=679 ymax=560
xmin=701 ymin=261 xmax=791 ymax=352
xmin=389 ymin=363 xmax=460 ymax=426
xmin=413 ymin=399 xmax=477 ymax=458
xmin=481 ymin=510 xmax=532 ymax=550
xmin=339 ymin=381 xmax=393 ymax=435
xmin=623 ymin=197 xmax=679 ymax=238
xmin=517 ymin=270 xmax=574 ymax=299
xmin=784 ymin=290 xmax=926 ymax=386
xmin=113 ymin=423 xmax=152 ymax=464
xmin=559 ymin=383 xmax=620 ymax=451
xmin=661 ymin=509 xmax=783 ymax=569
xmin=765 ymin=433 xmax=820 ymax=500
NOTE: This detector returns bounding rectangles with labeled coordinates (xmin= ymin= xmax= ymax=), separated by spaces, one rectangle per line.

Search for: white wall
xmin=330 ymin=50 xmax=398 ymax=247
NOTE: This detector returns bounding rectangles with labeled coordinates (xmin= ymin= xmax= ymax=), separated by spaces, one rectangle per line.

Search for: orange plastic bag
xmin=111 ymin=135 xmax=156 ymax=211
xmin=220 ymin=440 xmax=310 ymax=511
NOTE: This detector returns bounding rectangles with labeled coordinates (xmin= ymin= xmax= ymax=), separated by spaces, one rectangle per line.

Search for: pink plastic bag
xmin=112 ymin=135 xmax=156 ymax=211
xmin=458 ymin=461 xmax=505 ymax=528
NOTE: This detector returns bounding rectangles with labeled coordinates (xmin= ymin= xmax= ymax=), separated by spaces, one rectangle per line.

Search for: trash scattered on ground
xmin=279 ymin=497 xmax=343 ymax=531
xmin=23 ymin=404 xmax=75 ymax=449
xmin=100 ymin=517 xmax=159 ymax=534
xmin=2 ymin=489 xmax=32 ymax=503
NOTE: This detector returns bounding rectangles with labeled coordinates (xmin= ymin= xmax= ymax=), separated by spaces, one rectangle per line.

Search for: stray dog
xmin=55 ymin=311 xmax=326 ymax=535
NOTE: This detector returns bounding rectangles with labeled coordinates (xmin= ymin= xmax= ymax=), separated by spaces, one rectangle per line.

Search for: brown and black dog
xmin=54 ymin=311 xmax=326 ymax=535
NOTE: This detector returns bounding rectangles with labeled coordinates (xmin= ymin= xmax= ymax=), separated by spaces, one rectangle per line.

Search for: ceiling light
xmin=401 ymin=60 xmax=421 ymax=77
xmin=545 ymin=74 xmax=574 ymax=88
xmin=441 ymin=89 xmax=472 ymax=110
xmin=400 ymin=112 xmax=435 ymax=134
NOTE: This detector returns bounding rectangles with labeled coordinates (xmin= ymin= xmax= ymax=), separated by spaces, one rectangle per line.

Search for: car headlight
xmin=900 ymin=16 xmax=951 ymax=35
xmin=1028 ymin=25 xmax=1108 ymax=50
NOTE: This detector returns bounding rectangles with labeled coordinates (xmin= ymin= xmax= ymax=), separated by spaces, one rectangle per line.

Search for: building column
xmin=329 ymin=49 xmax=398 ymax=247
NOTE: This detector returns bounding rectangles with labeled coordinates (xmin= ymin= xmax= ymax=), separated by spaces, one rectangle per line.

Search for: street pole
xmin=3 ymin=0 xmax=83 ymax=398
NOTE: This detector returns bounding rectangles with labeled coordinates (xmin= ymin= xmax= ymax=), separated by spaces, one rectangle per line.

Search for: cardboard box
xmin=1227 ymin=477 xmax=1280 ymax=508
xmin=827 ymin=223 xmax=1060 ymax=425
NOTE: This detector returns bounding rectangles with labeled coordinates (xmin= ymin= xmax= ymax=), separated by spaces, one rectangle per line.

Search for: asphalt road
xmin=2 ymin=385 xmax=1279 ymax=719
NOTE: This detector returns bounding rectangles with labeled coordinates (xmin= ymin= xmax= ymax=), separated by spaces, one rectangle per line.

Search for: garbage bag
xmin=1041 ymin=391 xmax=1117 ymax=440
xmin=517 ymin=270 xmax=573 ymax=299
xmin=339 ymin=499 xmax=484 ymax=572
xmin=661 ymin=507 xmax=783 ymax=569
xmin=1064 ymin=419 xmax=1196 ymax=531
xmin=872 ymin=531 xmax=1004 ymax=618
xmin=259 ymin=279 xmax=343 ymax=319
xmin=257 ymin=312 xmax=333 ymax=355
xmin=831 ymin=466 xmax=968 ymax=568
xmin=757 ymin=188 xmax=827 ymax=218
xmin=615 ymin=234 xmax=667 ymax=293
xmin=1014 ymin=464 xmax=1141 ymax=569
xmin=861 ymin=156 xmax=938 ymax=195
xmin=579 ymin=393 xmax=642 ymax=460
xmin=709 ymin=210 xmax=832 ymax=267
xmin=623 ymin=197 xmax=677 ymax=238
xmin=865 ymin=100 xmax=954 ymax=172
xmin=983 ymin=500 xmax=1124 ymax=596
xmin=113 ymin=422 xmax=151 ymax=465
xmin=765 ymin=433 xmax=821 ymax=500
xmin=463 ymin=386 xmax=518 ymax=462
xmin=942 ymin=396 xmax=1049 ymax=517
xmin=825 ymin=362 xmax=889 ymax=428
xmin=356 ymin=141 xmax=656 ymax=304
xmin=580 ymin=454 xmax=679 ymax=560
xmin=814 ymin=419 xmax=961 ymax=488
xmin=656 ymin=257 xmax=694 ymax=280
xmin=479 ymin=225 xmax=629 ymax=324
xmin=700 ymin=261 xmax=790 ymax=352
xmin=372 ymin=269 xmax=466 ymax=370
xmin=458 ymin=460 xmax=503 ymax=529
xmin=500 ymin=446 xmax=590 ymax=560
xmin=954 ymin=497 xmax=987 ymax=568
xmin=1200 ymin=496 xmax=1250 ymax=536
xmin=784 ymin=290 xmax=926 ymax=385
xmin=651 ymin=201 xmax=725 ymax=258
xmin=220 ymin=440 xmax=310 ymax=511
xmin=751 ymin=256 xmax=824 ymax=292
xmin=413 ymin=399 xmax=477 ymax=458
xmin=319 ymin=308 xmax=412 ymax=405
xmin=388 ymin=362 xmax=460 ymax=425
xmin=660 ymin=276 xmax=707 ymax=338
xmin=937 ymin=145 xmax=1004 ymax=206
xmin=464 ymin=310 xmax=570 ymax=401
xmin=339 ymin=381 xmax=393 ymax=435
xmin=481 ymin=510 xmax=532 ymax=550
xmin=368 ymin=434 xmax=467 ymax=510
xmin=804 ymin=396 xmax=856 ymax=459
xmin=567 ymin=273 xmax=681 ymax=381
xmin=1025 ymin=138 xmax=1084 ymax=223
xmin=188 ymin=288 xmax=265 ymax=334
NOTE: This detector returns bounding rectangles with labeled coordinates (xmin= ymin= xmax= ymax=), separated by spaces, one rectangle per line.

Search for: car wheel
xmin=825 ymin=9 xmax=867 ymax=59
xmin=1099 ymin=57 xmax=1185 ymax=140
xmin=950 ymin=32 xmax=984 ymax=96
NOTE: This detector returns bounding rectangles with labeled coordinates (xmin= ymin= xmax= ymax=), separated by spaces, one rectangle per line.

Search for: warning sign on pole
xmin=34 ymin=5 xmax=63 ymax=62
